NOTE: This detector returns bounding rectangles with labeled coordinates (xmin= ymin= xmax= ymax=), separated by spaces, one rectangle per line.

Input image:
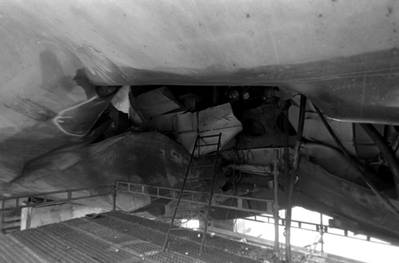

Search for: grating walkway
xmin=0 ymin=211 xmax=365 ymax=263
xmin=0 ymin=211 xmax=264 ymax=263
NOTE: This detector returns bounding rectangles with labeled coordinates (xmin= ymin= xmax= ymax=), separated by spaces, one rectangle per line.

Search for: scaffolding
xmin=162 ymin=133 xmax=223 ymax=255
xmin=0 ymin=180 xmax=389 ymax=260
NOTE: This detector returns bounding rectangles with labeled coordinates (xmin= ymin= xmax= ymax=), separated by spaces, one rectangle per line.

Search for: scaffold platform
xmin=0 ymin=210 xmax=366 ymax=263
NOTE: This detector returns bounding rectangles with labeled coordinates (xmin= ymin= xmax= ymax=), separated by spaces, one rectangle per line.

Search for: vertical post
xmin=26 ymin=207 xmax=32 ymax=230
xmin=196 ymin=111 xmax=200 ymax=157
xmin=283 ymin=107 xmax=292 ymax=263
xmin=320 ymin=213 xmax=324 ymax=254
xmin=0 ymin=200 xmax=4 ymax=233
xmin=285 ymin=95 xmax=307 ymax=263
xmin=16 ymin=197 xmax=21 ymax=231
xmin=273 ymin=152 xmax=280 ymax=259
xmin=112 ymin=183 xmax=117 ymax=211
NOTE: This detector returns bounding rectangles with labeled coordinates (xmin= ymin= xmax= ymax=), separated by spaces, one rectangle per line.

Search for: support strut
xmin=285 ymin=95 xmax=307 ymax=263
xmin=314 ymin=105 xmax=399 ymax=215
xmin=360 ymin=123 xmax=399 ymax=198
xmin=272 ymin=154 xmax=280 ymax=259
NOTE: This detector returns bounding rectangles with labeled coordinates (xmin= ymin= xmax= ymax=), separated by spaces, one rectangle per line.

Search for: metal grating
xmin=0 ymin=211 xmax=363 ymax=263
xmin=0 ymin=234 xmax=43 ymax=263
xmin=12 ymin=228 xmax=99 ymax=263
xmin=148 ymin=251 xmax=203 ymax=263
xmin=101 ymin=212 xmax=259 ymax=263
xmin=107 ymin=211 xmax=267 ymax=259
xmin=69 ymin=217 xmax=207 ymax=263
xmin=41 ymin=223 xmax=136 ymax=263
xmin=69 ymin=219 xmax=136 ymax=245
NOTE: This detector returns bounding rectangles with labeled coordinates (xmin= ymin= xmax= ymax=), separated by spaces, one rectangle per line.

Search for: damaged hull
xmin=1 ymin=0 xmax=399 ymax=181
xmin=1 ymin=0 xmax=398 ymax=181
xmin=1 ymin=0 xmax=399 ymax=126
xmin=295 ymin=160 xmax=399 ymax=244
xmin=6 ymin=132 xmax=191 ymax=195
xmin=1 ymin=0 xmax=399 ymax=247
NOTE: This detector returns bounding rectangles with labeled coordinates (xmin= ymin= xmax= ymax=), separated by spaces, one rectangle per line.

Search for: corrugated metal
xmin=0 ymin=210 xmax=368 ymax=263
xmin=12 ymin=228 xmax=99 ymax=263
xmin=66 ymin=216 xmax=207 ymax=263
xmin=106 ymin=211 xmax=262 ymax=261
xmin=0 ymin=234 xmax=43 ymax=263
xmin=89 ymin=212 xmax=258 ymax=263
xmin=40 ymin=223 xmax=138 ymax=263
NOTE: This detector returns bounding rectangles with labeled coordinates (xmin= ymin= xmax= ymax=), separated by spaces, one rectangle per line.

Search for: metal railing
xmin=0 ymin=181 xmax=389 ymax=246
xmin=115 ymin=181 xmax=388 ymax=245
xmin=0 ymin=185 xmax=115 ymax=233
xmin=0 ymin=185 xmax=114 ymax=211
xmin=115 ymin=181 xmax=273 ymax=215
xmin=244 ymin=214 xmax=387 ymax=245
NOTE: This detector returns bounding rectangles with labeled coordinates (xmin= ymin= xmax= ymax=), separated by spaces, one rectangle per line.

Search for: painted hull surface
xmin=1 ymin=0 xmax=399 ymax=126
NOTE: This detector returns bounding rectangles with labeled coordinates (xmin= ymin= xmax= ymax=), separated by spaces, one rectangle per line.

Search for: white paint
xmin=111 ymin=85 xmax=130 ymax=114
xmin=52 ymin=95 xmax=99 ymax=136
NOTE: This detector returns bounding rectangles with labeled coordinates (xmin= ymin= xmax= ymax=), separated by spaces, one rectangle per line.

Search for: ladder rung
xmin=199 ymin=134 xmax=221 ymax=139
xmin=197 ymin=143 xmax=219 ymax=147
xmin=2 ymin=226 xmax=20 ymax=232
xmin=2 ymin=218 xmax=21 ymax=224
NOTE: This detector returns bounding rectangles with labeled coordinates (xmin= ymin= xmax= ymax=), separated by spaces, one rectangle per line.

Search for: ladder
xmin=0 ymin=198 xmax=24 ymax=234
xmin=162 ymin=133 xmax=222 ymax=256
xmin=1 ymin=211 xmax=21 ymax=234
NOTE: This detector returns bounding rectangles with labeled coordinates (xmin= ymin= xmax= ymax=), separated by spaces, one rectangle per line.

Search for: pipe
xmin=314 ymin=105 xmax=399 ymax=215
xmin=293 ymin=95 xmax=307 ymax=169
xmin=360 ymin=123 xmax=399 ymax=197
xmin=286 ymin=95 xmax=307 ymax=263
xmin=283 ymin=107 xmax=291 ymax=263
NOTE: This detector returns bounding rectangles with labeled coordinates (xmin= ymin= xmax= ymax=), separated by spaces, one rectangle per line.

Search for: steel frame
xmin=116 ymin=181 xmax=387 ymax=245
xmin=115 ymin=181 xmax=273 ymax=215
xmin=0 ymin=185 xmax=114 ymax=233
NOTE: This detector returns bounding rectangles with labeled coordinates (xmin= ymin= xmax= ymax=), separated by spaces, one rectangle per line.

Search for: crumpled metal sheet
xmin=175 ymin=103 xmax=243 ymax=155
xmin=136 ymin=87 xmax=181 ymax=119
xmin=111 ymin=85 xmax=130 ymax=114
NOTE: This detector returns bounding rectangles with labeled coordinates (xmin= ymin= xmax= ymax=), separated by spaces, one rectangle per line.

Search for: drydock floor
xmin=0 ymin=211 xmax=361 ymax=263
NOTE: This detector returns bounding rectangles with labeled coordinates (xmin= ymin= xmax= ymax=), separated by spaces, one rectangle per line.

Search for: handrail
xmin=0 ymin=184 xmax=115 ymax=233
xmin=115 ymin=181 xmax=273 ymax=215
xmin=0 ymin=184 xmax=114 ymax=211
xmin=245 ymin=214 xmax=387 ymax=245
xmin=0 ymin=181 xmax=389 ymax=246
xmin=116 ymin=181 xmax=387 ymax=246
xmin=0 ymin=184 xmax=113 ymax=202
xmin=116 ymin=181 xmax=271 ymax=202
